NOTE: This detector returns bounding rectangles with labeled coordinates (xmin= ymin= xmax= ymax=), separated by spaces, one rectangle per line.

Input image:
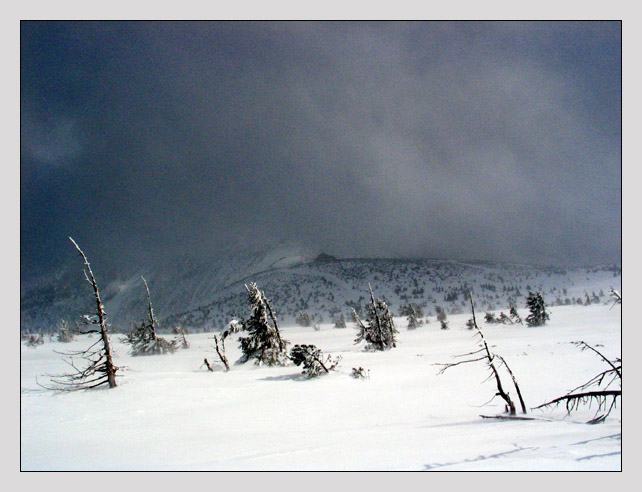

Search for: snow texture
xmin=21 ymin=304 xmax=621 ymax=471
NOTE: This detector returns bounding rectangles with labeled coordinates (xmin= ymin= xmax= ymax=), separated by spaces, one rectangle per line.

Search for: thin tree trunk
xmin=69 ymin=237 xmax=117 ymax=388
xmin=469 ymin=292 xmax=515 ymax=415
xmin=263 ymin=291 xmax=285 ymax=352
xmin=214 ymin=335 xmax=230 ymax=371
xmin=368 ymin=283 xmax=384 ymax=349
xmin=142 ymin=276 xmax=158 ymax=340
xmin=496 ymin=354 xmax=527 ymax=414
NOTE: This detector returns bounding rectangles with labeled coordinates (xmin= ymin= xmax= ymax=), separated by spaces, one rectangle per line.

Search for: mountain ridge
xmin=20 ymin=246 xmax=621 ymax=333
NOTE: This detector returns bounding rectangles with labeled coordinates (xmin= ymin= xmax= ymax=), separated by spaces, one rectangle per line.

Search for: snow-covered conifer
xmin=296 ymin=311 xmax=313 ymax=327
xmin=56 ymin=320 xmax=75 ymax=343
xmin=525 ymin=291 xmax=549 ymax=327
xmin=509 ymin=304 xmax=523 ymax=324
xmin=435 ymin=305 xmax=448 ymax=329
xmin=484 ymin=312 xmax=497 ymax=324
xmin=402 ymin=303 xmax=424 ymax=330
xmin=354 ymin=284 xmax=397 ymax=351
xmin=289 ymin=344 xmax=341 ymax=377
xmin=124 ymin=277 xmax=178 ymax=355
xmin=237 ymin=283 xmax=289 ymax=366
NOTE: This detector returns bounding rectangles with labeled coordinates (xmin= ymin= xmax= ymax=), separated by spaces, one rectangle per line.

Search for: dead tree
xmin=56 ymin=319 xmax=75 ymax=343
xmin=213 ymin=334 xmax=230 ymax=371
xmin=534 ymin=341 xmax=621 ymax=423
xmin=435 ymin=290 xmax=526 ymax=415
xmin=41 ymin=238 xmax=118 ymax=390
xmin=202 ymin=358 xmax=214 ymax=372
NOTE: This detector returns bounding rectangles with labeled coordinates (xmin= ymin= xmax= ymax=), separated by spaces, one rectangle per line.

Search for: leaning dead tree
xmin=213 ymin=320 xmax=242 ymax=371
xmin=534 ymin=341 xmax=621 ymax=423
xmin=435 ymin=290 xmax=526 ymax=415
xmin=40 ymin=238 xmax=118 ymax=390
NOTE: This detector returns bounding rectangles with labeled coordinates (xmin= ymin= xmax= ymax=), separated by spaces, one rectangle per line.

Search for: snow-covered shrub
xmin=351 ymin=366 xmax=370 ymax=380
xmin=124 ymin=320 xmax=178 ymax=356
xmin=509 ymin=304 xmax=523 ymax=324
xmin=123 ymin=278 xmax=178 ymax=356
xmin=485 ymin=312 xmax=497 ymax=324
xmin=25 ymin=333 xmax=44 ymax=347
xmin=289 ymin=344 xmax=341 ymax=378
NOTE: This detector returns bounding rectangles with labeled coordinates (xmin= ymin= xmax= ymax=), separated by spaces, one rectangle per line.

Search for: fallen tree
xmin=533 ymin=341 xmax=621 ymax=423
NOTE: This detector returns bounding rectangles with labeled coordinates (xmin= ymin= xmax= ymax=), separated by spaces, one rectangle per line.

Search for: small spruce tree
xmin=435 ymin=305 xmax=448 ymax=330
xmin=25 ymin=333 xmax=44 ymax=347
xmin=289 ymin=344 xmax=341 ymax=378
xmin=333 ymin=313 xmax=347 ymax=329
xmin=525 ymin=291 xmax=549 ymax=327
xmin=296 ymin=311 xmax=314 ymax=328
xmin=353 ymin=284 xmax=398 ymax=351
xmin=56 ymin=320 xmax=75 ymax=343
xmin=124 ymin=277 xmax=178 ymax=355
xmin=237 ymin=283 xmax=289 ymax=365
xmin=403 ymin=303 xmax=424 ymax=330
xmin=509 ymin=303 xmax=523 ymax=324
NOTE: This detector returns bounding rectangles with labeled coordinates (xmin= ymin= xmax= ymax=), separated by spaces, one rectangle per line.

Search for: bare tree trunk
xmin=368 ymin=283 xmax=384 ymax=348
xmin=69 ymin=237 xmax=117 ymax=388
xmin=214 ymin=335 xmax=230 ymax=371
xmin=141 ymin=276 xmax=158 ymax=340
xmin=496 ymin=354 xmax=527 ymax=414
xmin=262 ymin=291 xmax=285 ymax=352
xmin=469 ymin=292 xmax=515 ymax=415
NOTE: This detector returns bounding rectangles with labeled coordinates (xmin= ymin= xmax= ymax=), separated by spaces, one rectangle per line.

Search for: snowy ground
xmin=20 ymin=304 xmax=621 ymax=471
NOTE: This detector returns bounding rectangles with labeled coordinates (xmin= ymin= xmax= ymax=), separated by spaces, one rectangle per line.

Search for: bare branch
xmin=573 ymin=341 xmax=621 ymax=379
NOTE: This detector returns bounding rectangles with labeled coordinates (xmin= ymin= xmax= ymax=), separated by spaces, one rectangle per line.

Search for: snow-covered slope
xmin=20 ymin=304 xmax=621 ymax=470
xmin=20 ymin=245 xmax=621 ymax=335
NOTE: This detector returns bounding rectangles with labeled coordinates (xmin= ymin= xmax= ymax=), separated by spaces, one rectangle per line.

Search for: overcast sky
xmin=21 ymin=21 xmax=621 ymax=274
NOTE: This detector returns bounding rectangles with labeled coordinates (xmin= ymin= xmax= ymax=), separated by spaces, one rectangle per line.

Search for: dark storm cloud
xmin=20 ymin=21 xmax=621 ymax=273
